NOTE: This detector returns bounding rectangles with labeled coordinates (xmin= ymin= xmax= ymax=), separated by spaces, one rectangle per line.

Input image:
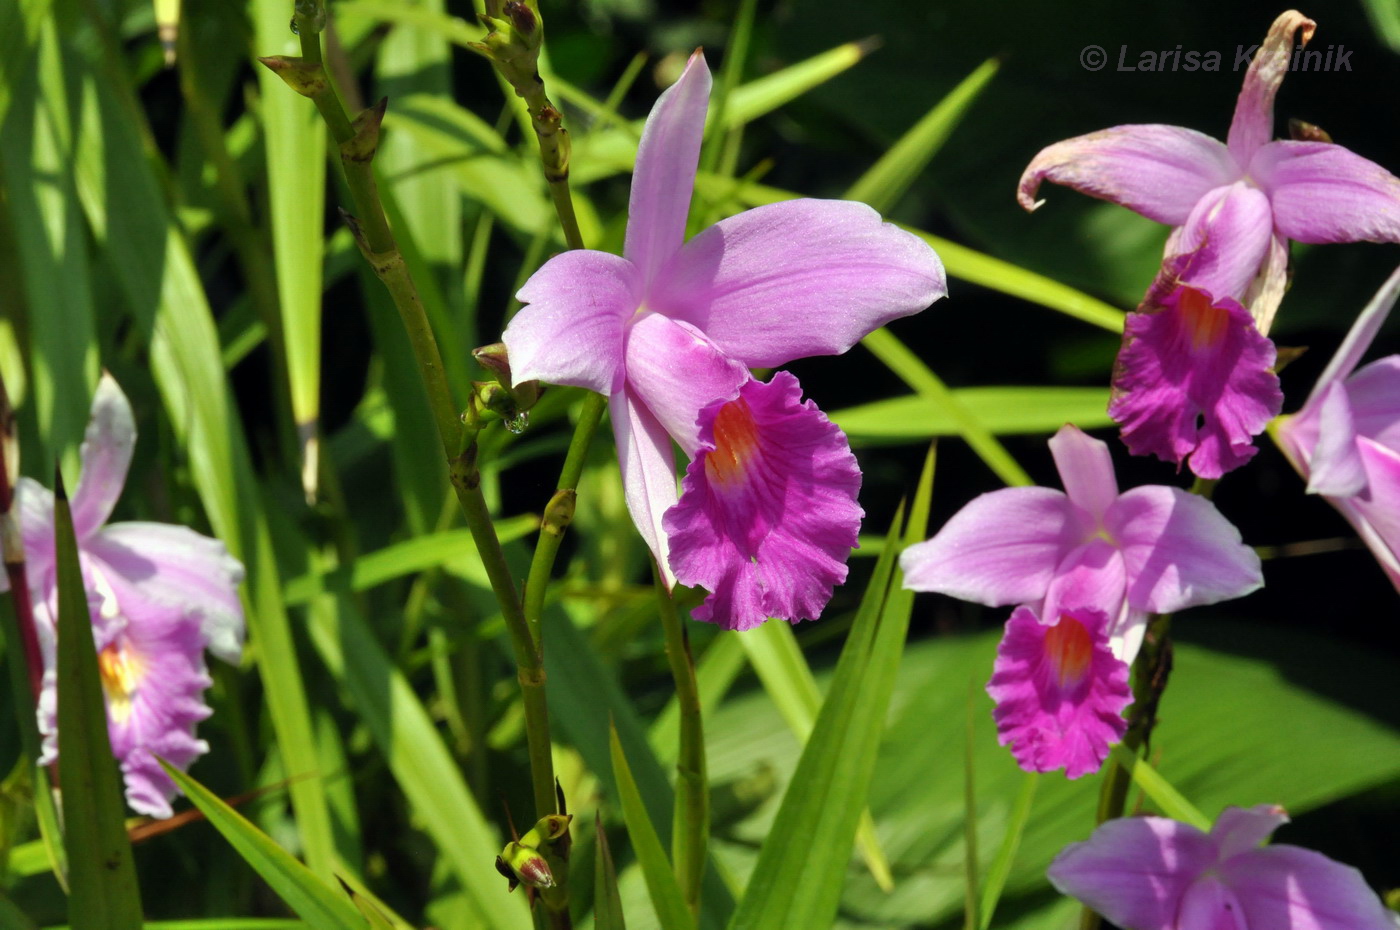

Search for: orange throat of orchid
xmin=1044 ymin=616 xmax=1094 ymax=690
xmin=98 ymin=641 xmax=143 ymax=724
xmin=703 ymin=398 xmax=762 ymax=490
xmin=1178 ymin=287 xmax=1231 ymax=353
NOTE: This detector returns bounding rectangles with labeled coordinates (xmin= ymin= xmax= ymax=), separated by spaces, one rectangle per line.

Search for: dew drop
xmin=289 ymin=17 xmax=299 ymax=34
xmin=504 ymin=411 xmax=530 ymax=434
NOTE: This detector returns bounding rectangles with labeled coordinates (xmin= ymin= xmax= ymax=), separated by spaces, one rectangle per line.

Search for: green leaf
xmin=719 ymin=39 xmax=877 ymax=132
xmin=609 ymin=721 xmax=697 ymax=930
xmin=979 ymin=773 xmax=1037 ymax=930
xmin=845 ymin=57 xmax=1000 ymax=214
xmin=1107 ymin=745 xmax=1210 ymax=831
xmin=160 ymin=765 xmax=365 ymax=930
xmin=728 ymin=447 xmax=933 ymax=929
xmin=53 ymin=485 xmax=143 ymax=929
xmin=830 ymin=387 xmax=1113 ymax=443
xmin=593 ymin=812 xmax=628 ymax=930
xmin=41 ymin=921 xmax=307 ymax=929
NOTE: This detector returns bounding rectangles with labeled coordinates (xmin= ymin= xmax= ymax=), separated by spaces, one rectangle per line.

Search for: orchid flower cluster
xmin=0 ymin=375 xmax=244 ymax=819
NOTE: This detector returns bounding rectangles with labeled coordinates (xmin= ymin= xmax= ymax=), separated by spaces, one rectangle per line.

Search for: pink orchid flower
xmin=1275 ymin=265 xmax=1400 ymax=592
xmin=901 ymin=425 xmax=1261 ymax=775
xmin=502 ymin=51 xmax=946 ymax=630
xmin=1049 ymin=805 xmax=1395 ymax=929
xmin=1 ymin=375 xmax=244 ymax=818
xmin=1020 ymin=10 xmax=1400 ymax=332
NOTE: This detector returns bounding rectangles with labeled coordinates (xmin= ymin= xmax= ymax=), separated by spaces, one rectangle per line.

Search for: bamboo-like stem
xmin=654 ymin=569 xmax=708 ymax=916
xmin=262 ymin=1 xmax=557 ymax=822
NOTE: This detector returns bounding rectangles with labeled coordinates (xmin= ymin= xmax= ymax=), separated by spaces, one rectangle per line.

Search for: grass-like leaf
xmin=831 ymin=387 xmax=1113 ymax=443
xmin=53 ymin=484 xmax=144 ymax=929
xmin=593 ymin=812 xmax=627 ymax=930
xmin=719 ymin=39 xmax=877 ymax=132
xmin=979 ymin=773 xmax=1038 ymax=929
xmin=1107 ymin=745 xmax=1210 ymax=831
xmin=609 ymin=720 xmax=697 ymax=930
xmin=160 ymin=764 xmax=365 ymax=929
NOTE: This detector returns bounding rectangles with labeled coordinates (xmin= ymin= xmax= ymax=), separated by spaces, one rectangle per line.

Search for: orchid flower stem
xmin=654 ymin=568 xmax=709 ymax=916
xmin=266 ymin=4 xmax=559 ymax=822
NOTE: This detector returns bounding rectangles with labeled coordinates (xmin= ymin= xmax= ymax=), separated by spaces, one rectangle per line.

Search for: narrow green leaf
xmin=962 ymin=681 xmax=980 ymax=930
xmin=53 ymin=485 xmax=143 ymax=929
xmin=253 ymin=0 xmax=326 ymax=497
xmin=160 ymin=764 xmax=365 ymax=929
xmin=720 ymin=39 xmax=877 ymax=131
xmin=845 ymin=58 xmax=1000 ymax=214
xmin=43 ymin=923 xmax=306 ymax=930
xmin=831 ymin=387 xmax=1113 ymax=443
xmin=593 ymin=812 xmax=627 ymax=930
xmin=609 ymin=721 xmax=697 ymax=930
xmin=1106 ymin=744 xmax=1210 ymax=831
xmin=0 ymin=0 xmax=50 ymax=131
xmin=32 ymin=764 xmax=67 ymax=892
xmin=728 ymin=453 xmax=927 ymax=928
xmin=979 ymin=773 xmax=1038 ymax=930
xmin=0 ymin=886 xmax=37 ymax=930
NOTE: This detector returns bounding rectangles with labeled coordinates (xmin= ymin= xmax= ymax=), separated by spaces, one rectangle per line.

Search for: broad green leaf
xmin=594 ymin=812 xmax=628 ymax=930
xmin=0 ymin=0 xmax=50 ymax=130
xmin=65 ymin=31 xmax=336 ymax=877
xmin=53 ymin=487 xmax=143 ymax=929
xmin=845 ymin=57 xmax=1000 ymax=214
xmin=830 ymin=387 xmax=1113 ymax=443
xmin=728 ymin=448 xmax=932 ymax=929
xmin=1360 ymin=0 xmax=1400 ymax=53
xmin=610 ymin=722 xmax=697 ymax=930
xmin=43 ymin=923 xmax=306 ymax=930
xmin=160 ymin=765 xmax=365 ymax=930
xmin=301 ymin=564 xmax=528 ymax=930
xmin=254 ymin=0 xmax=326 ymax=498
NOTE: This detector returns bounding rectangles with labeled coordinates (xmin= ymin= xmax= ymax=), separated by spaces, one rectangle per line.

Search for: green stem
xmin=266 ymin=6 xmax=557 ymax=821
xmin=655 ymin=569 xmax=708 ymax=916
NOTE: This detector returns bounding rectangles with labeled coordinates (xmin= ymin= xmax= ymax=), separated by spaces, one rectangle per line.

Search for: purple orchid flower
xmin=1049 ymin=805 xmax=1395 ymax=929
xmin=1020 ymin=10 xmax=1400 ymax=333
xmin=901 ymin=425 xmax=1261 ymax=775
xmin=1275 ymin=266 xmax=1400 ymax=593
xmin=502 ymin=51 xmax=946 ymax=630
xmin=1108 ymin=243 xmax=1285 ymax=479
xmin=0 ymin=375 xmax=245 ymax=819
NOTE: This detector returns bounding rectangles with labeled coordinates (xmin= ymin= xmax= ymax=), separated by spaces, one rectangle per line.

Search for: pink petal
xmin=1040 ymin=538 xmax=1129 ymax=653
xmin=1221 ymin=846 xmax=1396 ymax=930
xmin=610 ymin=390 xmax=679 ymax=586
xmin=1346 ymin=356 xmax=1400 ymax=450
xmin=1108 ymin=284 xmax=1282 ymax=478
xmin=1305 ymin=381 xmax=1367 ymax=498
xmin=650 ymin=199 xmax=946 ymax=369
xmin=1047 ymin=815 xmax=1215 ymax=930
xmin=1109 ymin=484 xmax=1264 ymax=614
xmin=1252 ymin=140 xmax=1400 ymax=245
xmin=625 ymin=50 xmax=711 ymax=290
xmin=1339 ymin=438 xmax=1400 ymax=592
xmin=1305 ymin=265 xmax=1400 ymax=403
xmin=72 ymin=373 xmax=137 ymax=540
xmin=1017 ymin=124 xmax=1239 ymax=224
xmin=1170 ymin=182 xmax=1276 ymax=302
xmin=1226 ymin=11 xmax=1316 ymax=164
xmin=622 ymin=312 xmax=749 ymax=456
xmin=986 ymin=606 xmax=1131 ymax=779
xmin=506 ymin=250 xmax=640 ymax=395
xmin=664 ymin=372 xmax=861 ymax=630
xmin=85 ymin=522 xmax=246 ymax=665
xmin=1210 ymin=804 xmax=1287 ymax=860
xmin=1048 ymin=425 xmax=1119 ymax=524
xmin=900 ymin=487 xmax=1080 ymax=606
xmin=1176 ymin=875 xmax=1249 ymax=930
xmin=15 ymin=477 xmax=55 ymax=584
xmin=1242 ymin=231 xmax=1290 ymax=335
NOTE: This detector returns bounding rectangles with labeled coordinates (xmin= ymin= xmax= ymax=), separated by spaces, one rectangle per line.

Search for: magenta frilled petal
xmin=1170 ymin=182 xmax=1276 ymax=302
xmin=1219 ymin=845 xmax=1398 ymax=930
xmin=622 ymin=312 xmax=749 ymax=456
xmin=625 ymin=50 xmax=711 ymax=289
xmin=1108 ymin=484 xmax=1263 ymax=614
xmin=1252 ymin=140 xmax=1400 ymax=245
xmin=1048 ymin=425 xmax=1119 ymax=524
xmin=900 ymin=487 xmax=1079 ymax=606
xmin=505 ymin=250 xmax=639 ymax=395
xmin=609 ymin=390 xmax=679 ymax=585
xmin=650 ymin=199 xmax=946 ymax=369
xmin=71 ymin=373 xmax=137 ymax=540
xmin=1210 ymin=803 xmax=1287 ymax=859
xmin=1109 ymin=285 xmax=1283 ymax=478
xmin=1017 ymin=125 xmax=1239 ymax=224
xmin=1047 ymin=816 xmax=1216 ymax=930
xmin=987 ymin=606 xmax=1131 ymax=779
xmin=1226 ymin=11 xmax=1316 ymax=164
xmin=1306 ymin=381 xmax=1367 ymax=498
xmin=85 ymin=522 xmax=246 ymax=665
xmin=663 ymin=372 xmax=862 ymax=631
